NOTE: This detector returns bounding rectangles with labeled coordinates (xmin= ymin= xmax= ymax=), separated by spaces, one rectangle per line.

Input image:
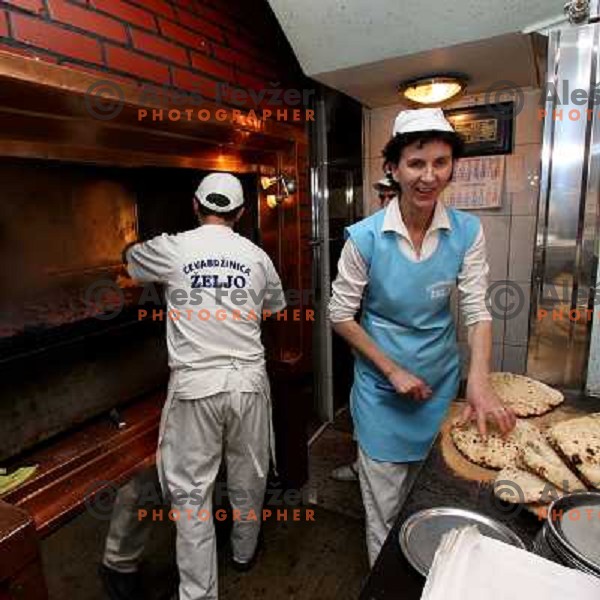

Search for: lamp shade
xmin=399 ymin=76 xmax=467 ymax=106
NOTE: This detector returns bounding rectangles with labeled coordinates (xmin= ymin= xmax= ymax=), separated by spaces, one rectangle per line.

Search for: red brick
xmin=0 ymin=11 xmax=7 ymax=37
xmin=225 ymin=36 xmax=279 ymax=81
xmin=171 ymin=0 xmax=195 ymax=10
xmin=171 ymin=67 xmax=216 ymax=99
xmin=172 ymin=0 xmax=238 ymax=33
xmin=224 ymin=32 xmax=263 ymax=60
xmin=11 ymin=13 xmax=103 ymax=64
xmin=106 ymin=45 xmax=170 ymax=84
xmin=47 ymin=0 xmax=128 ymax=43
xmin=224 ymin=32 xmax=280 ymax=75
xmin=236 ymin=71 xmax=267 ymax=92
xmin=129 ymin=0 xmax=174 ymax=20
xmin=233 ymin=71 xmax=274 ymax=111
xmin=194 ymin=3 xmax=238 ymax=34
xmin=91 ymin=0 xmax=156 ymax=31
xmin=2 ymin=0 xmax=43 ymax=14
xmin=158 ymin=18 xmax=210 ymax=53
xmin=203 ymin=0 xmax=248 ymax=20
xmin=174 ymin=7 xmax=223 ymax=43
xmin=0 ymin=41 xmax=58 ymax=62
xmin=190 ymin=52 xmax=232 ymax=81
xmin=212 ymin=43 xmax=272 ymax=79
xmin=131 ymin=29 xmax=188 ymax=66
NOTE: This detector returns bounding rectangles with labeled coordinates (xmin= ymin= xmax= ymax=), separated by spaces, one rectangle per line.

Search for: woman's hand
xmin=460 ymin=376 xmax=516 ymax=436
xmin=387 ymin=366 xmax=432 ymax=401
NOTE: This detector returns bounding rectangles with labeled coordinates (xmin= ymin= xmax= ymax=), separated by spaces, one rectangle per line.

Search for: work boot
xmin=330 ymin=460 xmax=359 ymax=482
xmin=230 ymin=532 xmax=263 ymax=573
xmin=98 ymin=564 xmax=144 ymax=600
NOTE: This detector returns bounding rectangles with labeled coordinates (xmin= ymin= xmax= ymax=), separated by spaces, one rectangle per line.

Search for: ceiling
xmin=267 ymin=0 xmax=560 ymax=107
xmin=315 ymin=32 xmax=547 ymax=108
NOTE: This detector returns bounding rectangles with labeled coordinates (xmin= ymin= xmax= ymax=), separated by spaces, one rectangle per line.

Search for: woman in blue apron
xmin=329 ymin=108 xmax=516 ymax=566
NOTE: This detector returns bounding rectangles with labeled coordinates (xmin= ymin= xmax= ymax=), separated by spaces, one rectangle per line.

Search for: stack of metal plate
xmin=533 ymin=493 xmax=600 ymax=578
xmin=399 ymin=507 xmax=526 ymax=576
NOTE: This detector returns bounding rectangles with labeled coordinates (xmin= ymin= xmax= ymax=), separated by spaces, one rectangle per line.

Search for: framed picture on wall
xmin=444 ymin=102 xmax=514 ymax=157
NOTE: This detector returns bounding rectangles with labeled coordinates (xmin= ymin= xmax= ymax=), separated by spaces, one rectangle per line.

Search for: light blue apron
xmin=346 ymin=206 xmax=480 ymax=462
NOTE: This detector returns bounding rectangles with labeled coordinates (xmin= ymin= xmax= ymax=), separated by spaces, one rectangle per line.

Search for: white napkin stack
xmin=420 ymin=526 xmax=600 ymax=600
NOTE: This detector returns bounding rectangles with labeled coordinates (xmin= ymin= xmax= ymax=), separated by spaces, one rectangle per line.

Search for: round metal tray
xmin=535 ymin=525 xmax=598 ymax=577
xmin=399 ymin=507 xmax=526 ymax=577
xmin=546 ymin=493 xmax=600 ymax=576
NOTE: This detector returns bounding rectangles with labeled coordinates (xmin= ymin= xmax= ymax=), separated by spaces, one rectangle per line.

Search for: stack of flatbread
xmin=449 ymin=373 xmax=599 ymax=510
xmin=450 ymin=420 xmax=523 ymax=470
xmin=450 ymin=419 xmax=591 ymax=509
xmin=489 ymin=372 xmax=564 ymax=417
xmin=547 ymin=413 xmax=600 ymax=490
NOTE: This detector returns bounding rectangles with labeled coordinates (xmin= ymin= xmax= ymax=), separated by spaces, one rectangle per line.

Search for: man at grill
xmin=101 ymin=172 xmax=286 ymax=600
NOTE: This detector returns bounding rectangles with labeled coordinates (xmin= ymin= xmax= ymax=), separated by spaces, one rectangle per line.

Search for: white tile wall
xmin=507 ymin=144 xmax=541 ymax=216
xmin=504 ymin=282 xmax=532 ymax=345
xmin=508 ymin=216 xmax=536 ymax=283
xmin=514 ymin=91 xmax=545 ymax=146
xmin=502 ymin=344 xmax=528 ymax=373
xmin=479 ymin=215 xmax=510 ymax=281
xmin=493 ymin=343 xmax=505 ymax=371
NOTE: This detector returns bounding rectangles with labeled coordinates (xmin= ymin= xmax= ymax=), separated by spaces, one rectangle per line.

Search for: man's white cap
xmin=373 ymin=177 xmax=394 ymax=191
xmin=393 ymin=108 xmax=455 ymax=136
xmin=195 ymin=172 xmax=244 ymax=213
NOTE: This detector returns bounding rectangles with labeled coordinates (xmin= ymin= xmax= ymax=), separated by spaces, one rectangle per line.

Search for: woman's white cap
xmin=393 ymin=108 xmax=455 ymax=136
xmin=195 ymin=172 xmax=244 ymax=212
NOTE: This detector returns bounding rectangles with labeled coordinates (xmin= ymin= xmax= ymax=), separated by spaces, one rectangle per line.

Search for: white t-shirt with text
xmin=126 ymin=224 xmax=286 ymax=398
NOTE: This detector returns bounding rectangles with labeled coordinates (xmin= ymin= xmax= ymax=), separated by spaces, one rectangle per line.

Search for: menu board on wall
xmin=441 ymin=155 xmax=505 ymax=210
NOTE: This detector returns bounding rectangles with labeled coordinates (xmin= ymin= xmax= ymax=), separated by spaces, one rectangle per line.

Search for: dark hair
xmin=382 ymin=130 xmax=464 ymax=171
xmin=196 ymin=201 xmax=244 ymax=221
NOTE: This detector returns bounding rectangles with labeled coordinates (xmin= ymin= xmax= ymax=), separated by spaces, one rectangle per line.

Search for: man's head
xmin=194 ymin=172 xmax=245 ymax=226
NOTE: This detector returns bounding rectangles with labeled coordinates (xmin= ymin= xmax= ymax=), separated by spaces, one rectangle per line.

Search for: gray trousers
xmin=160 ymin=389 xmax=271 ymax=600
xmin=357 ymin=446 xmax=417 ymax=567
xmin=103 ymin=465 xmax=162 ymax=573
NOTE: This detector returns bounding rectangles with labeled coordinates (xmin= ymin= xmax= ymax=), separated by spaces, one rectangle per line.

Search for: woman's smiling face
xmin=391 ymin=139 xmax=454 ymax=210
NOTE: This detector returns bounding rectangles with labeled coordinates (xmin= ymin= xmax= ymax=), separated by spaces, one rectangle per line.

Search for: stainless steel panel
xmin=310 ymin=96 xmax=334 ymax=422
xmin=528 ymin=25 xmax=600 ymax=388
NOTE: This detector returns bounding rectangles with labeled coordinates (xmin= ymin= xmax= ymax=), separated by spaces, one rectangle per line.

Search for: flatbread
xmin=450 ymin=421 xmax=522 ymax=470
xmin=524 ymin=503 xmax=551 ymax=517
xmin=489 ymin=372 xmax=564 ymax=417
xmin=510 ymin=420 xmax=545 ymax=445
xmin=547 ymin=413 xmax=600 ymax=489
xmin=520 ymin=435 xmax=587 ymax=493
xmin=494 ymin=467 xmax=563 ymax=504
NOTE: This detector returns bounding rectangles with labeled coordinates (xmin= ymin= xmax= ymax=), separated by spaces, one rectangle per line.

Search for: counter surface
xmin=359 ymin=393 xmax=600 ymax=600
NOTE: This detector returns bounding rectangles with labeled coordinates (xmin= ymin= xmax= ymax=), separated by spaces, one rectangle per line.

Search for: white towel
xmin=421 ymin=526 xmax=600 ymax=600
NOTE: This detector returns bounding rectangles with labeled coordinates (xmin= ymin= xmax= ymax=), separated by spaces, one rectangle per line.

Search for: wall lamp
xmin=260 ymin=174 xmax=297 ymax=208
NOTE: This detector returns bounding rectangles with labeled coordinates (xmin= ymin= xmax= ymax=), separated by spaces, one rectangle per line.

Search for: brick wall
xmin=0 ymin=0 xmax=314 ymax=369
xmin=0 ymin=0 xmax=303 ymax=102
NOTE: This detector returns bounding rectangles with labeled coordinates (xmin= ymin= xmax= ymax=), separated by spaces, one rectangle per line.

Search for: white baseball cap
xmin=195 ymin=172 xmax=244 ymax=213
xmin=373 ymin=177 xmax=394 ymax=191
xmin=393 ymin=108 xmax=455 ymax=136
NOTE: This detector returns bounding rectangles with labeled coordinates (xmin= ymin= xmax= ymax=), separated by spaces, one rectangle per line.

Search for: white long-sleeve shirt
xmin=329 ymin=200 xmax=491 ymax=327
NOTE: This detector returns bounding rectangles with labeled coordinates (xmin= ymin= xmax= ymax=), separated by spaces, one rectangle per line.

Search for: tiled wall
xmin=363 ymin=89 xmax=543 ymax=375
